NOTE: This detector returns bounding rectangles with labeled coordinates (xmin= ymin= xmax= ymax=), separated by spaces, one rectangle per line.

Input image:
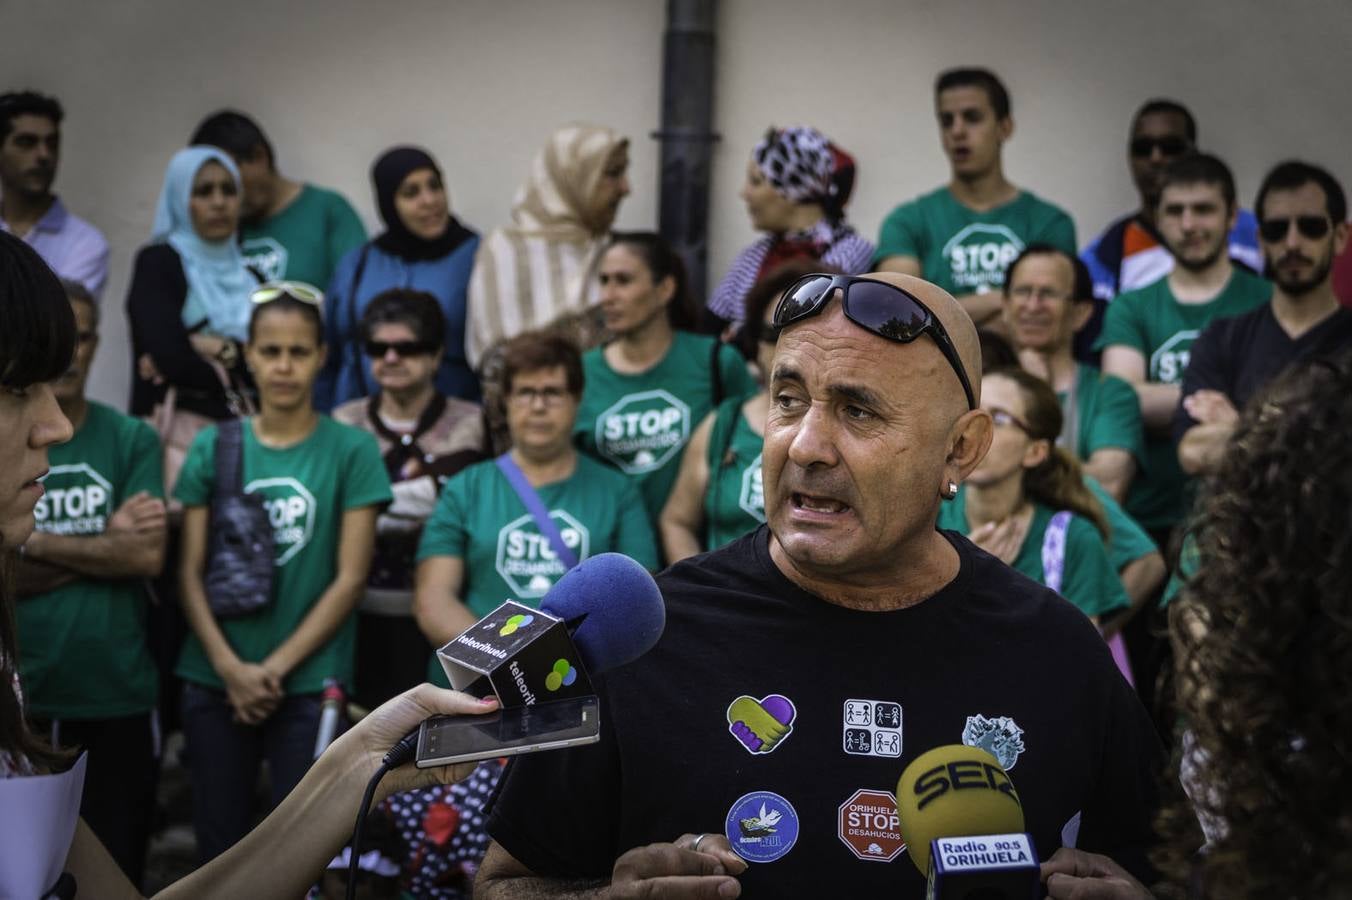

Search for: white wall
xmin=5 ymin=0 xmax=1350 ymax=408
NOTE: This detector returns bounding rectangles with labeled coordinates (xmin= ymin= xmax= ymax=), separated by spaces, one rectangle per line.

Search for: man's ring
xmin=691 ymin=833 xmax=708 ymax=852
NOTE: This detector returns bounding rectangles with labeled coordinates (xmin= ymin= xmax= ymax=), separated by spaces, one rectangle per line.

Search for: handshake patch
xmin=727 ymin=694 xmax=796 ymax=754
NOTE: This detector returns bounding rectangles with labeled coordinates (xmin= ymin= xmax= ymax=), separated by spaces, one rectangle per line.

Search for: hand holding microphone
xmin=417 ymin=553 xmax=665 ymax=766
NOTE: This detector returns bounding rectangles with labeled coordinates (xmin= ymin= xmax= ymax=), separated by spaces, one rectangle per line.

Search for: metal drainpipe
xmin=653 ymin=0 xmax=719 ymax=314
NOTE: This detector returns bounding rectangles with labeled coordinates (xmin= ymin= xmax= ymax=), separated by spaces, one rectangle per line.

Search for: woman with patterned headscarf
xmin=707 ymin=125 xmax=874 ymax=329
xmin=465 ymin=124 xmax=631 ymax=370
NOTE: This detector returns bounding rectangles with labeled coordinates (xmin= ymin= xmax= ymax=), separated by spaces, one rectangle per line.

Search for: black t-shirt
xmin=1173 ymin=304 xmax=1352 ymax=442
xmin=487 ymin=527 xmax=1161 ymax=896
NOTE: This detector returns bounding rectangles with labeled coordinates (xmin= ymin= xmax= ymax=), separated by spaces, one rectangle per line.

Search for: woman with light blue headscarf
xmin=128 ymin=145 xmax=258 ymax=424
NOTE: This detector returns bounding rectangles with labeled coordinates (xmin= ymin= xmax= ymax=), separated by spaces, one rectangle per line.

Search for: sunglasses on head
xmin=1129 ymin=136 xmax=1190 ymax=159
xmin=772 ymin=273 xmax=976 ymax=410
xmin=365 ymin=339 xmax=438 ymax=359
xmin=1259 ymin=216 xmax=1331 ymax=243
xmin=250 ymin=280 xmax=324 ymax=307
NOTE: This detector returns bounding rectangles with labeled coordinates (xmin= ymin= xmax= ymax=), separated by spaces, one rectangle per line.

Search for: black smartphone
xmin=414 ymin=695 xmax=601 ymax=768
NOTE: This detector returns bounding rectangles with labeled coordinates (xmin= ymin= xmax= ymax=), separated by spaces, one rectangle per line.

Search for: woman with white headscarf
xmin=465 ymin=123 xmax=631 ymax=369
xmin=707 ymin=125 xmax=874 ymax=330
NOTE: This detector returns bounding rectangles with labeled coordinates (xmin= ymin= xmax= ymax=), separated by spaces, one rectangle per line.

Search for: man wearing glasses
xmin=1176 ymin=161 xmax=1352 ymax=476
xmin=477 ymin=272 xmax=1160 ymax=899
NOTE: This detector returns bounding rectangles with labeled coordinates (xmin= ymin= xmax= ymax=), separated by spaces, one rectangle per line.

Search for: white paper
xmin=0 ymin=752 xmax=87 ymax=899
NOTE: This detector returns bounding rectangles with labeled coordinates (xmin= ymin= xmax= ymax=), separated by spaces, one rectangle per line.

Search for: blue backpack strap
xmin=494 ymin=453 xmax=579 ymax=570
xmin=1041 ymin=510 xmax=1073 ymax=595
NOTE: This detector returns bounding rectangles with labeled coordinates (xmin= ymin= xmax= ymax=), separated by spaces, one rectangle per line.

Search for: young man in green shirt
xmin=875 ymin=67 xmax=1077 ymax=334
xmin=1098 ymin=154 xmax=1271 ymax=539
xmin=191 ymin=110 xmax=366 ymax=287
xmin=14 ymin=281 xmax=166 ymax=884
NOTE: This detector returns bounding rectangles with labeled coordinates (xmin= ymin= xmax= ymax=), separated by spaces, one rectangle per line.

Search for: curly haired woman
xmin=1150 ymin=349 xmax=1352 ymax=899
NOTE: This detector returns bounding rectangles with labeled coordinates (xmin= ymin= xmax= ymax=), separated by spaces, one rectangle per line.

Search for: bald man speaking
xmin=476 ymin=273 xmax=1160 ymax=899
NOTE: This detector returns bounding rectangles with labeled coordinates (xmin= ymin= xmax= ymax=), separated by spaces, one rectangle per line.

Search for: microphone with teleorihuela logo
xmin=344 ymin=553 xmax=665 ymax=900
xmin=895 ymin=744 xmax=1040 ymax=899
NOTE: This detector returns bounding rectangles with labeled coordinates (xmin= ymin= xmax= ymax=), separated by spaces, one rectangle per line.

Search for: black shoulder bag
xmin=204 ymin=419 xmax=274 ymax=617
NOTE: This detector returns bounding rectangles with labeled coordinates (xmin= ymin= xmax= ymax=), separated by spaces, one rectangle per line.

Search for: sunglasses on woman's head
xmin=250 ymin=280 xmax=325 ymax=307
xmin=772 ymin=273 xmax=977 ymax=410
xmin=1259 ymin=216 xmax=1331 ymax=243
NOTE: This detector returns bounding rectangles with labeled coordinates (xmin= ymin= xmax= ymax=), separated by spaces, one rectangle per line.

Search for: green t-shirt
xmin=174 ymin=416 xmax=392 ymax=694
xmin=1059 ymin=365 xmax=1146 ymax=471
xmin=416 ymin=454 xmax=659 ymax=685
xmin=1095 ymin=269 xmax=1271 ymax=529
xmin=703 ymin=396 xmax=765 ymax=551
xmin=575 ymin=331 xmax=757 ymax=523
xmin=936 ymin=487 xmax=1129 ymax=617
xmin=16 ymin=403 xmax=163 ymax=719
xmin=1085 ymin=476 xmax=1159 ymax=573
xmin=874 ymin=186 xmax=1077 ymax=296
xmin=240 ymin=184 xmax=367 ymax=288
xmin=1160 ymin=531 xmax=1198 ymax=608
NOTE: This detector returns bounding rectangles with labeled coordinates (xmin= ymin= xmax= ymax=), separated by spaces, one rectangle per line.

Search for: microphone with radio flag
xmin=895 ymin=744 xmax=1040 ymax=899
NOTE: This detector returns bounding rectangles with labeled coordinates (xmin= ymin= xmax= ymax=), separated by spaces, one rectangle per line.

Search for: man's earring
xmin=944 ymin=480 xmax=959 ymax=499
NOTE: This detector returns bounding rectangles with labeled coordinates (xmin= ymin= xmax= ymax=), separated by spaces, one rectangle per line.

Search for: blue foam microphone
xmin=540 ymin=552 xmax=665 ymax=674
xmin=433 ymin=553 xmax=664 ymax=708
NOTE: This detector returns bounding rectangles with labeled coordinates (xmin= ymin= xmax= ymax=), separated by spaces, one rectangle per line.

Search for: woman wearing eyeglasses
xmin=937 ymin=366 xmax=1128 ymax=624
xmin=414 ymin=331 xmax=657 ymax=684
xmin=173 ymin=287 xmax=392 ymax=863
xmin=660 ymin=260 xmax=828 ymax=563
xmin=331 ymin=288 xmax=487 ymax=709
xmin=574 ymin=232 xmax=759 ymax=527
xmin=318 ymin=146 xmax=480 ymax=412
xmin=706 ymin=126 xmax=873 ymax=332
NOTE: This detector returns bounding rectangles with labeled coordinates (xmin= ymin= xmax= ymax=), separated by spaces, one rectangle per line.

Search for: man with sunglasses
xmin=1081 ymin=100 xmax=1262 ymax=317
xmin=478 ymin=272 xmax=1160 ymax=899
xmin=875 ymin=68 xmax=1077 ymax=336
xmin=1176 ymin=161 xmax=1352 ymax=476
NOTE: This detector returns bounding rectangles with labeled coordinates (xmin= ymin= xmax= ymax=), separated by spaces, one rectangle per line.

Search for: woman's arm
xmin=64 ymin=685 xmax=500 ymax=900
xmin=125 ymin=246 xmax=233 ymax=392
xmin=178 ymin=505 xmax=280 ymax=723
xmin=262 ymin=506 xmax=378 ymax=681
xmin=413 ymin=555 xmax=477 ymax=648
xmin=659 ymin=412 xmax=714 ymax=564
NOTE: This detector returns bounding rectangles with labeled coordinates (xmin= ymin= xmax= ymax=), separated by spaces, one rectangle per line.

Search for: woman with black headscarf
xmin=318 ymin=147 xmax=480 ymax=410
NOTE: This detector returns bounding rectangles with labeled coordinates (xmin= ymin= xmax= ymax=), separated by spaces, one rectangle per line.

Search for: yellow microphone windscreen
xmin=895 ymin=744 xmax=1025 ymax=875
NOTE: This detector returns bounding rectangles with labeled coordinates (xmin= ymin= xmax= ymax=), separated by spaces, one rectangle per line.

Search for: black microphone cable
xmin=345 ymin=728 xmax=419 ymax=900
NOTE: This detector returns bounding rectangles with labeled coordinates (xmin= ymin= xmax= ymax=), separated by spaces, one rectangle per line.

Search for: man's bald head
xmin=853 ymin=271 xmax=982 ymax=412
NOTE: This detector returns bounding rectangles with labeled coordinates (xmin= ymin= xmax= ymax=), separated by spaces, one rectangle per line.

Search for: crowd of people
xmin=1 ymin=62 xmax=1350 ymax=898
